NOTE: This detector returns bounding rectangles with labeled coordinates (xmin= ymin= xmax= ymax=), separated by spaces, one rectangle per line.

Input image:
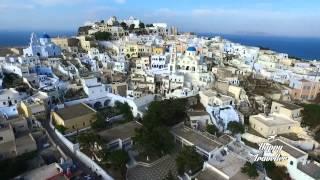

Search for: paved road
xmin=41 ymin=115 xmax=99 ymax=179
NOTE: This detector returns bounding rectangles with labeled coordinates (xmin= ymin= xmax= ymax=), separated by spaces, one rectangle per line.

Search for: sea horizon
xmin=0 ymin=30 xmax=76 ymax=48
xmin=198 ymin=32 xmax=320 ymax=61
xmin=0 ymin=30 xmax=320 ymax=60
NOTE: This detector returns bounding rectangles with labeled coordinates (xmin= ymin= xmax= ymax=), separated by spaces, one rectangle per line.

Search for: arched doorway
xmin=104 ymin=99 xmax=111 ymax=107
xmin=94 ymin=102 xmax=102 ymax=109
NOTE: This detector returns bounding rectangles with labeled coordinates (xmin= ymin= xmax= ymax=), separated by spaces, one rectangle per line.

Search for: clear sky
xmin=1 ymin=0 xmax=320 ymax=37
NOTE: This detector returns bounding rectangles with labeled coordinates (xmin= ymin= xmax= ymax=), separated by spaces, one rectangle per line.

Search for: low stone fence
xmin=49 ymin=118 xmax=113 ymax=180
xmin=278 ymin=136 xmax=319 ymax=151
xmin=241 ymin=133 xmax=268 ymax=144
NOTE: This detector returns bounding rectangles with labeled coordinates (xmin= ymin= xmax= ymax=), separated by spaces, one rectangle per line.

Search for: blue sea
xmin=199 ymin=33 xmax=320 ymax=60
xmin=0 ymin=31 xmax=319 ymax=60
xmin=0 ymin=30 xmax=75 ymax=47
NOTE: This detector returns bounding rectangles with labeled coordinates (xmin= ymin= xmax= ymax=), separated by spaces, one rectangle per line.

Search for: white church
xmin=23 ymin=33 xmax=61 ymax=58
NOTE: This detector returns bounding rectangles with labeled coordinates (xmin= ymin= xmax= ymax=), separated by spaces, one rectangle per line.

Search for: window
xmin=3 ymin=102 xmax=5 ymax=105
xmin=290 ymin=161 xmax=293 ymax=165
xmin=0 ymin=137 xmax=3 ymax=141
xmin=83 ymin=122 xmax=85 ymax=127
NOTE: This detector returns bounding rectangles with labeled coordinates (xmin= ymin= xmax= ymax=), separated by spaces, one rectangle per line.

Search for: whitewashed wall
xmin=49 ymin=118 xmax=113 ymax=180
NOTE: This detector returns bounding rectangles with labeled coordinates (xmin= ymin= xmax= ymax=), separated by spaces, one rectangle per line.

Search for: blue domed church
xmin=23 ymin=33 xmax=61 ymax=58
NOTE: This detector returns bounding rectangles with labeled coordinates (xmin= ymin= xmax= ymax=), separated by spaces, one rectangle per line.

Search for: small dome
xmin=187 ymin=46 xmax=196 ymax=52
xmin=42 ymin=33 xmax=51 ymax=39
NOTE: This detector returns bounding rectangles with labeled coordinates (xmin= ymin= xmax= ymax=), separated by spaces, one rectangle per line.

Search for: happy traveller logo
xmin=253 ymin=143 xmax=288 ymax=162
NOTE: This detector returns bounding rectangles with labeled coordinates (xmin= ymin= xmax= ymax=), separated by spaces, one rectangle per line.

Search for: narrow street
xmin=41 ymin=116 xmax=99 ymax=178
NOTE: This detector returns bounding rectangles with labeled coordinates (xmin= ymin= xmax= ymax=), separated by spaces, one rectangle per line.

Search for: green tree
xmin=206 ymin=124 xmax=219 ymax=136
xmin=2 ymin=73 xmax=25 ymax=89
xmin=241 ymin=162 xmax=258 ymax=178
xmin=77 ymin=132 xmax=103 ymax=151
xmin=120 ymin=22 xmax=128 ymax=30
xmin=64 ymin=88 xmax=87 ymax=100
xmin=143 ymin=99 xmax=187 ymax=127
xmin=115 ymin=101 xmax=133 ymax=121
xmin=227 ymin=121 xmax=244 ymax=135
xmin=129 ymin=24 xmax=135 ymax=31
xmin=55 ymin=125 xmax=68 ymax=134
xmin=139 ymin=22 xmax=145 ymax=29
xmin=107 ymin=150 xmax=129 ymax=168
xmin=134 ymin=125 xmax=174 ymax=157
xmin=105 ymin=149 xmax=129 ymax=178
xmin=91 ymin=112 xmax=107 ymax=130
xmin=301 ymin=104 xmax=320 ymax=129
xmin=176 ymin=146 xmax=204 ymax=175
xmin=263 ymin=161 xmax=290 ymax=180
xmin=133 ymin=99 xmax=187 ymax=157
xmin=93 ymin=31 xmax=112 ymax=41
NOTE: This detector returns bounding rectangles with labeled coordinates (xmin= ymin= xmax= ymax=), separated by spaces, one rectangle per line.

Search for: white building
xmin=2 ymin=63 xmax=23 ymax=77
xmin=17 ymin=56 xmax=40 ymax=66
xmin=23 ymin=33 xmax=61 ymax=58
xmin=270 ymin=139 xmax=320 ymax=180
xmin=171 ymin=124 xmax=226 ymax=160
xmin=199 ymin=90 xmax=234 ymax=107
xmin=207 ymin=105 xmax=242 ymax=131
xmin=0 ymin=88 xmax=28 ymax=108
xmin=187 ymin=111 xmax=212 ymax=130
xmin=106 ymin=16 xmax=119 ymax=26
xmin=161 ymin=73 xmax=185 ymax=96
xmin=150 ymin=55 xmax=168 ymax=71
xmin=81 ymin=76 xmax=110 ymax=107
xmin=170 ymin=46 xmax=207 ymax=73
xmin=122 ymin=16 xmax=141 ymax=28
xmin=112 ymin=56 xmax=128 ymax=73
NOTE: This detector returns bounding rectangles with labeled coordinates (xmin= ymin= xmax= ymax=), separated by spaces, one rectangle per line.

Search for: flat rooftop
xmin=297 ymin=161 xmax=320 ymax=179
xmin=133 ymin=94 xmax=155 ymax=107
xmin=217 ymin=135 xmax=234 ymax=145
xmin=18 ymin=163 xmax=67 ymax=180
xmin=15 ymin=133 xmax=36 ymax=152
xmin=99 ymin=121 xmax=142 ymax=141
xmin=270 ymin=139 xmax=307 ymax=158
xmin=252 ymin=114 xmax=296 ymax=127
xmin=217 ymin=94 xmax=234 ymax=101
xmin=230 ymin=171 xmax=256 ymax=180
xmin=171 ymin=124 xmax=222 ymax=152
xmin=195 ymin=169 xmax=227 ymax=180
xmin=274 ymin=101 xmax=302 ymax=110
xmin=55 ymin=103 xmax=96 ymax=120
xmin=208 ymin=152 xmax=246 ymax=178
xmin=201 ymin=90 xmax=217 ymax=97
